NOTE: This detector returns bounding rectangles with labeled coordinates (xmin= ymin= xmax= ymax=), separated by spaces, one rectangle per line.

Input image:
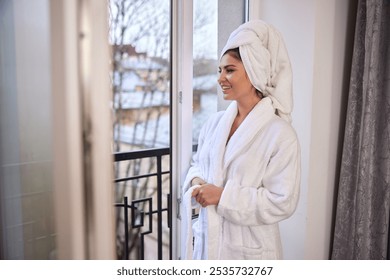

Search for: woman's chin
xmin=223 ymin=94 xmax=231 ymax=100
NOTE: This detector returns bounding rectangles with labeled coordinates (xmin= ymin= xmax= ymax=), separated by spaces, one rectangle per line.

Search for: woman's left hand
xmin=192 ymin=184 xmax=223 ymax=207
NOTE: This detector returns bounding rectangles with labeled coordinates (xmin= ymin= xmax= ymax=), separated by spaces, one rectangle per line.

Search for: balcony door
xmin=51 ymin=0 xmax=116 ymax=259
xmin=0 ymin=0 xmax=115 ymax=259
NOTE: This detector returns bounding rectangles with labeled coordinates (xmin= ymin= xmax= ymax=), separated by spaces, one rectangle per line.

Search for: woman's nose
xmin=217 ymin=71 xmax=225 ymax=84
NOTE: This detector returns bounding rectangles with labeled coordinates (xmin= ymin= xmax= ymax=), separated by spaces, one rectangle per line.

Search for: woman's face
xmin=218 ymin=52 xmax=257 ymax=102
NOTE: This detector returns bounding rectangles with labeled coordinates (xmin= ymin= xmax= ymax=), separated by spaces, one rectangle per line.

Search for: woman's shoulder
xmin=203 ymin=110 xmax=226 ymax=127
xmin=266 ymin=114 xmax=299 ymax=142
xmin=210 ymin=110 xmax=226 ymax=121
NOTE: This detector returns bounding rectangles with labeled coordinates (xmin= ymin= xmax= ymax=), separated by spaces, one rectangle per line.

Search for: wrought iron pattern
xmin=114 ymin=148 xmax=171 ymax=260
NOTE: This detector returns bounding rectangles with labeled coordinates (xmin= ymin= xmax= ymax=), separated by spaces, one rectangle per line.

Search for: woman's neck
xmin=227 ymin=96 xmax=262 ymax=144
xmin=236 ymin=95 xmax=262 ymax=118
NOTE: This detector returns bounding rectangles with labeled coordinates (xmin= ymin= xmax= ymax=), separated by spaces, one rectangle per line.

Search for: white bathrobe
xmin=181 ymin=97 xmax=300 ymax=260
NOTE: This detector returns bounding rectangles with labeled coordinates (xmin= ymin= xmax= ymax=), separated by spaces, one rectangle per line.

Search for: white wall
xmin=305 ymin=0 xmax=355 ymax=259
xmin=255 ymin=0 xmax=356 ymax=259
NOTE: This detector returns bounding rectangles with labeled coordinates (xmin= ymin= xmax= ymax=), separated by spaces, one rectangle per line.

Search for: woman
xmin=181 ymin=20 xmax=301 ymax=260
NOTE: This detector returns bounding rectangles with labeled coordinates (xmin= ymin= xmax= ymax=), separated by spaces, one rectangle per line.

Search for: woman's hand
xmin=192 ymin=184 xmax=223 ymax=207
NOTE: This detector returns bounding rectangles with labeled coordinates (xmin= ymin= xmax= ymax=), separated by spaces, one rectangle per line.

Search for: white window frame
xmin=171 ymin=0 xmax=247 ymax=259
xmin=170 ymin=0 xmax=194 ymax=260
xmin=50 ymin=0 xmax=115 ymax=259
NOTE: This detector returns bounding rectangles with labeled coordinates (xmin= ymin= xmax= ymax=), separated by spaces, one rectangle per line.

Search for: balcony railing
xmin=114 ymin=147 xmax=171 ymax=260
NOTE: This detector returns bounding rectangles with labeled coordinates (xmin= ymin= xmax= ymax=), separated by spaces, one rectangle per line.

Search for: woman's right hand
xmin=192 ymin=184 xmax=223 ymax=207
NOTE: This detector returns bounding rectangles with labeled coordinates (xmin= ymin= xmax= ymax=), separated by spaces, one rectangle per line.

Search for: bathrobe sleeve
xmin=182 ymin=112 xmax=224 ymax=193
xmin=217 ymin=133 xmax=300 ymax=226
xmin=183 ymin=152 xmax=203 ymax=195
xmin=182 ymin=127 xmax=205 ymax=193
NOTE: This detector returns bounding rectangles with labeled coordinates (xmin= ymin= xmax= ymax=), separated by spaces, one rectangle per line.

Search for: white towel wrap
xmin=221 ymin=20 xmax=293 ymax=123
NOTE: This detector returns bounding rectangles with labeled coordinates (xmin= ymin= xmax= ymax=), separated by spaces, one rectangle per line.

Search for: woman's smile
xmin=220 ymin=85 xmax=232 ymax=91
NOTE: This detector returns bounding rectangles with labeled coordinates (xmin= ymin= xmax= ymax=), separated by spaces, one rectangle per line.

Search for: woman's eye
xmin=218 ymin=68 xmax=234 ymax=74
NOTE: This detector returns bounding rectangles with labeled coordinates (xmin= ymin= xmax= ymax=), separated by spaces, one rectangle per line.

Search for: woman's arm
xmin=217 ymin=137 xmax=301 ymax=226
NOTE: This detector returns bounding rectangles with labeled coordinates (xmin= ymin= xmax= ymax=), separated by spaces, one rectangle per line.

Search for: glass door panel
xmin=0 ymin=0 xmax=55 ymax=260
xmin=192 ymin=0 xmax=218 ymax=142
xmin=109 ymin=0 xmax=171 ymax=260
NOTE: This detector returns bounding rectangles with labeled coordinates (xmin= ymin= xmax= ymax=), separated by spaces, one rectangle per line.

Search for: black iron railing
xmin=114 ymin=147 xmax=171 ymax=260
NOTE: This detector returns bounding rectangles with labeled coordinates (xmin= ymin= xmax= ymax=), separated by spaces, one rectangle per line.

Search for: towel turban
xmin=221 ymin=20 xmax=293 ymax=122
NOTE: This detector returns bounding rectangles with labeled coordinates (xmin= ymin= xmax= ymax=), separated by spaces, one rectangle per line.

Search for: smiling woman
xmin=182 ymin=20 xmax=301 ymax=260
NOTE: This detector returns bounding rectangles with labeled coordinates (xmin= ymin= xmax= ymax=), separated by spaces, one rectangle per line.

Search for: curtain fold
xmin=331 ymin=0 xmax=390 ymax=260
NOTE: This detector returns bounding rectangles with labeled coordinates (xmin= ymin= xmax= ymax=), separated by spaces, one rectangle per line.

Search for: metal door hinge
xmin=179 ymin=91 xmax=183 ymax=104
xmin=177 ymin=197 xmax=181 ymax=220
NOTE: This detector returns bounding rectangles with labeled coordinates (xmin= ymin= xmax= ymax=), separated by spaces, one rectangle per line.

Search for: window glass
xmin=109 ymin=0 xmax=171 ymax=153
xmin=0 ymin=0 xmax=55 ymax=259
xmin=109 ymin=0 xmax=171 ymax=260
xmin=192 ymin=0 xmax=218 ymax=143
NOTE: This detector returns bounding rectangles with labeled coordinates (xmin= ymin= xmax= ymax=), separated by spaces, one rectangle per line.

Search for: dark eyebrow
xmin=218 ymin=64 xmax=238 ymax=69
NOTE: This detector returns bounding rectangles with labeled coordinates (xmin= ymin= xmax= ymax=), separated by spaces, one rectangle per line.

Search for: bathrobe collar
xmin=211 ymin=97 xmax=275 ymax=186
xmin=225 ymin=97 xmax=275 ymax=167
